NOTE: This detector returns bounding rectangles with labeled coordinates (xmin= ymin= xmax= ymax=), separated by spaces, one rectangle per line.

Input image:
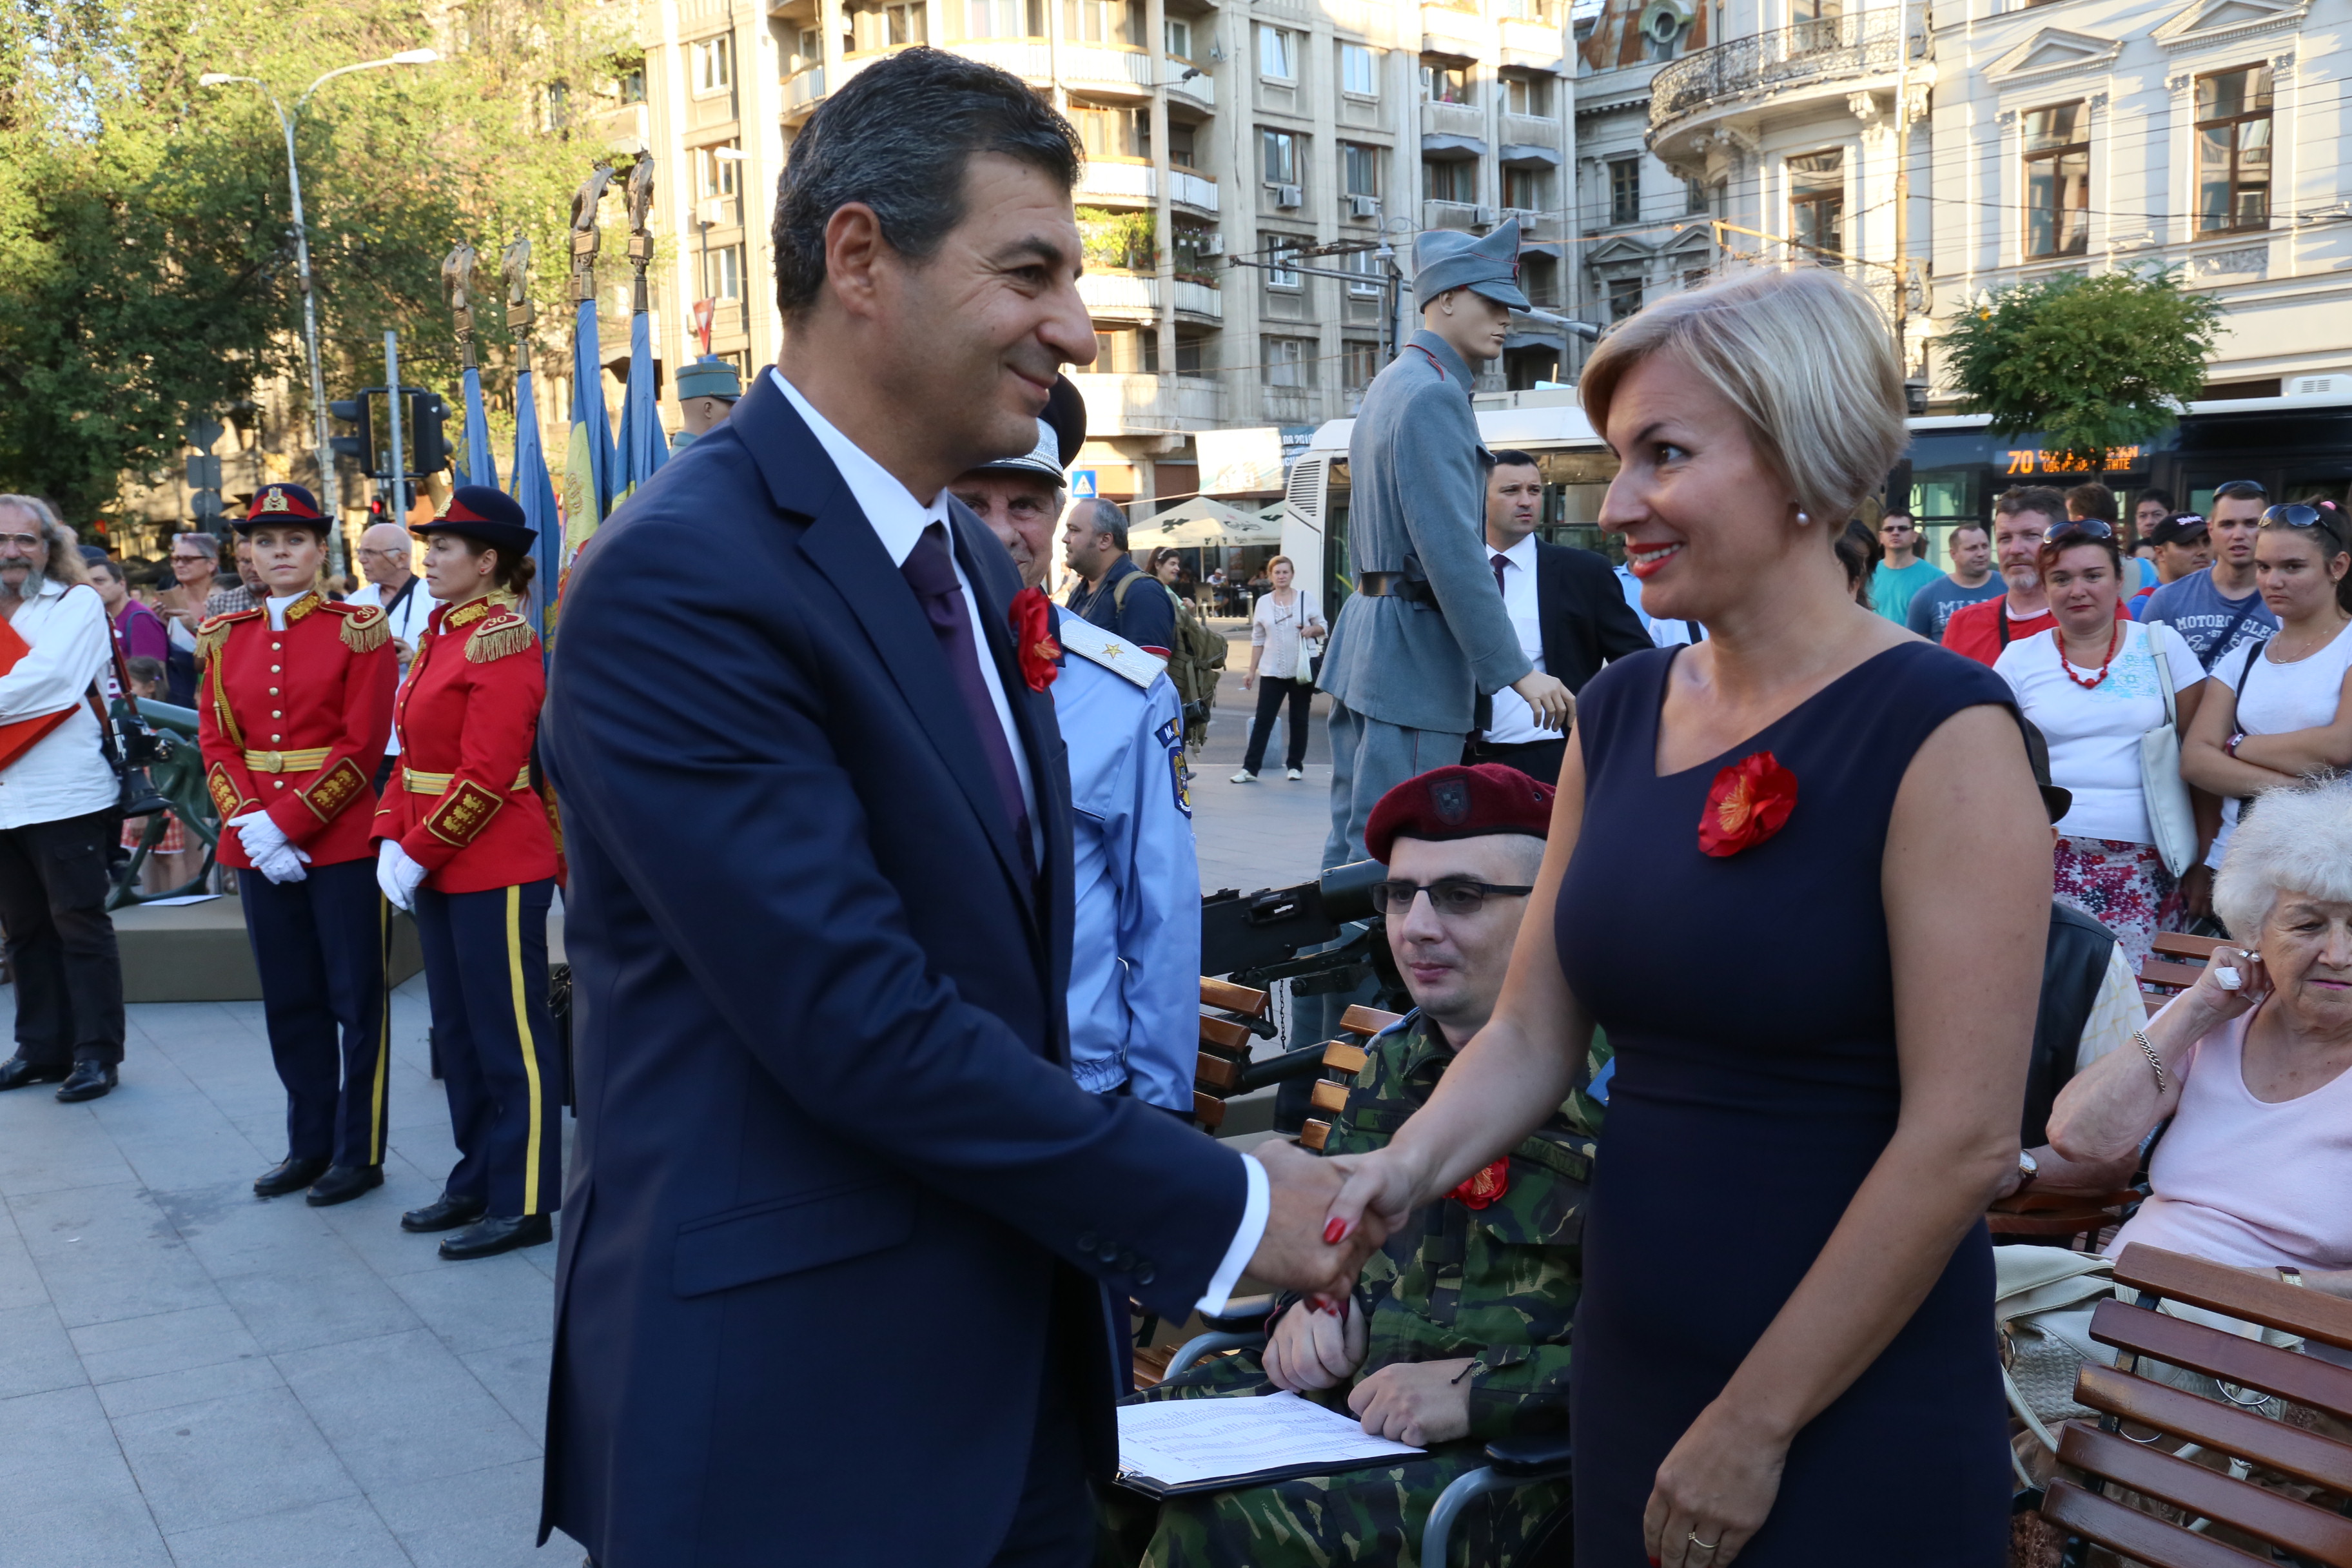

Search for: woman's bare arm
xmin=2233 ymin=667 xmax=2352 ymax=775
xmin=2180 ymin=664 xmax=2301 ymax=795
xmin=2048 ymin=945 xmax=2260 ymax=1164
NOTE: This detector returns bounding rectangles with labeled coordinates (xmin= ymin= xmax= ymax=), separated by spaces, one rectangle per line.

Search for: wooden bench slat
xmin=2153 ymin=932 xmax=2226 ymax=960
xmin=2139 ymin=959 xmax=2208 ymax=990
xmin=2040 ymin=1479 xmax=2269 ymax=1568
xmin=1191 ymin=1092 xmax=1225 ymax=1128
xmin=1300 ymin=1119 xmax=1331 ymax=1152
xmin=1308 ymin=1079 xmax=1349 ymax=1115
xmin=2073 ymin=1364 xmax=2352 ymax=1491
xmin=1200 ymin=977 xmax=1270 ymax=1017
xmin=2057 ymin=1422 xmax=2352 ymax=1566
xmin=1321 ymin=1041 xmax=1368 ymax=1075
xmin=1338 ymin=1004 xmax=1404 ymax=1038
xmin=2088 ymin=1298 xmax=2352 ymax=1423
xmin=2115 ymin=1244 xmax=2352 ymax=1353
xmin=1198 ymin=1016 xmax=1257 ymax=1054
xmin=1194 ymin=1054 xmax=1241 ymax=1092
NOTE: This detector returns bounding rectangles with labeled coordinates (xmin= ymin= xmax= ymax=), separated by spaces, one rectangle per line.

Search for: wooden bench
xmin=2038 ymin=1243 xmax=2352 ymax=1567
xmin=1987 ymin=1187 xmax=2143 ymax=1250
xmin=1190 ymin=977 xmax=1271 ymax=1132
xmin=1297 ymin=1005 xmax=1406 ymax=1152
xmin=2139 ymin=932 xmax=2227 ymax=1017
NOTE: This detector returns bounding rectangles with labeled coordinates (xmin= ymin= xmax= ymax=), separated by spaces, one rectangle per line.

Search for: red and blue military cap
xmin=231 ymin=483 xmax=328 ymax=533
xmin=415 ymin=485 xmax=537 ymax=558
xmin=1365 ymin=762 xmax=1554 ymax=864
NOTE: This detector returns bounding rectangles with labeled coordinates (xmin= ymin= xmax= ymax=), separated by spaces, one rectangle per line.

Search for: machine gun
xmin=1200 ymin=859 xmax=1407 ymax=1096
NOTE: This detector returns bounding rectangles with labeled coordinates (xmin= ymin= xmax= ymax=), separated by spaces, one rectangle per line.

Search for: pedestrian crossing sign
xmin=1070 ymin=469 xmax=1098 ymax=499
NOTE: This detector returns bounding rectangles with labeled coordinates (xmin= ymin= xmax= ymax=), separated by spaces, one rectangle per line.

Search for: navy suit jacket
xmin=538 ymin=373 xmax=1248 ymax=1566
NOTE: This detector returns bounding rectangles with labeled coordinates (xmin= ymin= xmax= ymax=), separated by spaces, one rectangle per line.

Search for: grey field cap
xmin=1413 ymin=215 xmax=1529 ymax=310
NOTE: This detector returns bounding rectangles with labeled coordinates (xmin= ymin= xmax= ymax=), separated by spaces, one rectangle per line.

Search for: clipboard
xmin=0 ymin=612 xmax=78 ymax=770
xmin=1112 ymin=1391 xmax=1426 ymax=1499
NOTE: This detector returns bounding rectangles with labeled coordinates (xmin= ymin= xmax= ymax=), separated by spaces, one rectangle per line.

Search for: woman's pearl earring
xmin=1796 ymin=511 xmax=1812 ymax=525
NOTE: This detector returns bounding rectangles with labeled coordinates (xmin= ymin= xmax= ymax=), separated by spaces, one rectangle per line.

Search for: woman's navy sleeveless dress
xmin=1555 ymin=642 xmax=2013 ymax=1565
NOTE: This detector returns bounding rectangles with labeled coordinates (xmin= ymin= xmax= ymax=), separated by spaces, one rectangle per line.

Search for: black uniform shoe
xmin=401 ymin=1193 xmax=489 ymax=1233
xmin=439 ymin=1213 xmax=554 ymax=1260
xmin=305 ymin=1164 xmax=384 ymax=1207
xmin=254 ymin=1156 xmax=331 ymax=1198
xmin=54 ymin=1061 xmax=117 ymax=1102
xmin=0 ymin=1057 xmax=72 ymax=1092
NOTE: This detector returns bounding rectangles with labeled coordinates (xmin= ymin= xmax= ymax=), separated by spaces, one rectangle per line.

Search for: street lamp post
xmin=199 ymin=50 xmax=438 ymax=573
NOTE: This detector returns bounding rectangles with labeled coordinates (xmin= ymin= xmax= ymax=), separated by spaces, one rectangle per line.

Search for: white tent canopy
xmin=1139 ymin=496 xmax=1284 ymax=549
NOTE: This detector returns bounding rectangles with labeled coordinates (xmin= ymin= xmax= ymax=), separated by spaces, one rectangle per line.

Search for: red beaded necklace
xmin=2060 ymin=622 xmax=2124 ymax=690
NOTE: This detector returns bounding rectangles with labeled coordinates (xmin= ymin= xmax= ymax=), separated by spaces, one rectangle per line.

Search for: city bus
xmin=1275 ymin=384 xmax=2352 ymax=616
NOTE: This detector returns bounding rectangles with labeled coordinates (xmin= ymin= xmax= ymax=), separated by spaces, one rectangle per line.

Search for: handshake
xmin=1239 ymin=1140 xmax=1424 ymax=1302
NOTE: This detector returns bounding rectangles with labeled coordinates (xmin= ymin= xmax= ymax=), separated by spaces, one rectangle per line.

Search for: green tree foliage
xmin=1941 ymin=267 xmax=2224 ymax=471
xmin=0 ymin=0 xmax=632 ymax=525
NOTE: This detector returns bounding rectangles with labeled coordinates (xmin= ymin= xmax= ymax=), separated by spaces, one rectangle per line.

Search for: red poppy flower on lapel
xmin=1010 ymin=587 xmax=1059 ymax=693
xmin=1698 ymin=750 xmax=1798 ymax=858
xmin=1448 ymin=1157 xmax=1510 ymax=1210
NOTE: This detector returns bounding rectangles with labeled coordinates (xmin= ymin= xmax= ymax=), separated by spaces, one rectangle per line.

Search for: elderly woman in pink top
xmin=2004 ymin=774 xmax=2352 ymax=1297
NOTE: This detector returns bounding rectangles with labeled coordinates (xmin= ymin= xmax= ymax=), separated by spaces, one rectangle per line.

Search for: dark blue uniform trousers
xmin=412 ymin=879 xmax=562 ymax=1217
xmin=237 ymin=859 xmax=389 ymax=1167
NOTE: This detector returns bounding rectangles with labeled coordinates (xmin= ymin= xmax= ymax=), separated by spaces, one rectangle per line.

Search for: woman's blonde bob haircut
xmin=2213 ymin=774 xmax=2352 ymax=939
xmin=1578 ymin=268 xmax=1908 ymax=531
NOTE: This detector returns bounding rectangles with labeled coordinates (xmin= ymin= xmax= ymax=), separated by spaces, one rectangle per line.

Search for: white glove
xmin=230 ymin=811 xmax=310 ymax=885
xmin=376 ymin=839 xmax=427 ymax=912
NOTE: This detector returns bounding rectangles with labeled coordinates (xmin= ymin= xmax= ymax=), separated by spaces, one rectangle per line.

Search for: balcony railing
xmin=1650 ymin=10 xmax=1903 ymax=130
xmin=1171 ymin=168 xmax=1220 ymax=213
xmin=1070 ymin=373 xmax=1225 ymax=432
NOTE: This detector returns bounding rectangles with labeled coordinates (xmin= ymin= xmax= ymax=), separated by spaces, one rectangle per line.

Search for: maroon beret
xmin=1365 ymin=763 xmax=1555 ymax=863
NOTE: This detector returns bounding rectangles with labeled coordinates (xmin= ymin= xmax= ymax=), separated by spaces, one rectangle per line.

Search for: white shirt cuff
xmin=1193 ymin=1150 xmax=1269 ymax=1315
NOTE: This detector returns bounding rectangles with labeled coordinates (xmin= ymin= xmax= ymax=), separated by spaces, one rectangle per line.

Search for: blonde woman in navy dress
xmin=1321 ymin=268 xmax=2049 ymax=1566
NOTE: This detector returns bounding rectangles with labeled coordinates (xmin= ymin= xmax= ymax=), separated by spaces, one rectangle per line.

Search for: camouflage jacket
xmin=1313 ymin=1011 xmax=1610 ymax=1442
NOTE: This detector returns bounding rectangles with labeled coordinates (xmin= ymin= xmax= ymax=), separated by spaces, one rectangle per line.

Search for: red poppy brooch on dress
xmin=1698 ymin=750 xmax=1798 ymax=858
xmin=1010 ymin=588 xmax=1059 ymax=692
xmin=1449 ymin=1157 xmax=1511 ymax=1210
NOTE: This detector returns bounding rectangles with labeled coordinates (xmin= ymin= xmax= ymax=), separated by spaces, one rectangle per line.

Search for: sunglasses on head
xmin=2042 ymin=518 xmax=2115 ymax=544
xmin=2260 ymin=502 xmax=2348 ymax=547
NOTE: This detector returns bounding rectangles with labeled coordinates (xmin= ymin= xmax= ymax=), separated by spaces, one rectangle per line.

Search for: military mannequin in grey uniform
xmin=1316 ymin=217 xmax=1573 ymax=867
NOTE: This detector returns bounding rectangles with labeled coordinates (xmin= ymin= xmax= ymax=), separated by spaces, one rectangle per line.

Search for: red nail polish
xmin=1324 ymin=1217 xmax=1349 ymax=1244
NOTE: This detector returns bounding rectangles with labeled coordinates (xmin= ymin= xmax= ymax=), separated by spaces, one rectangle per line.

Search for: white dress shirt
xmin=348 ymin=575 xmax=435 ymax=754
xmin=1484 ymin=533 xmax=1549 ymax=745
xmin=0 ymin=582 xmax=121 ymax=829
xmin=772 ymin=369 xmax=1268 ymax=1311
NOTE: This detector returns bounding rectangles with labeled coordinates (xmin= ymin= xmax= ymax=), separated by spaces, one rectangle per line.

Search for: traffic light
xmin=329 ymin=393 xmax=376 ymax=477
xmin=409 ymin=390 xmax=451 ymax=478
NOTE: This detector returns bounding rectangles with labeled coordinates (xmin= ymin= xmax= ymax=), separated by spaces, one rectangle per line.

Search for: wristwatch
xmin=2015 ymin=1150 xmax=2040 ymax=1193
xmin=2278 ymin=1266 xmax=2306 ymax=1288
xmin=2225 ymin=732 xmax=2246 ymax=758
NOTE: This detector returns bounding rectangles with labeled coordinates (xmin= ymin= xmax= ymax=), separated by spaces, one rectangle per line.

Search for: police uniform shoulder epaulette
xmin=194 ymin=609 xmax=260 ymax=664
xmin=1054 ymin=609 xmax=1165 ymax=689
xmin=325 ymin=600 xmax=389 ymax=654
xmin=465 ymin=610 xmax=536 ymax=664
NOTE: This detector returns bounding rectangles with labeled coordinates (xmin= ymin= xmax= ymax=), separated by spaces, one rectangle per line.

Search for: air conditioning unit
xmin=1202 ymin=232 xmax=1226 ymax=255
xmin=1474 ymin=205 xmax=1501 ymax=226
xmin=1348 ymin=194 xmax=1381 ymax=219
xmin=1274 ymin=183 xmax=1304 ymax=209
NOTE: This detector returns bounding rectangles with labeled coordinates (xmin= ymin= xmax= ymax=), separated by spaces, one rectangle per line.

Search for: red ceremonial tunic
xmin=373 ymin=594 xmax=559 ymax=896
xmin=196 ymin=592 xmax=396 ymax=871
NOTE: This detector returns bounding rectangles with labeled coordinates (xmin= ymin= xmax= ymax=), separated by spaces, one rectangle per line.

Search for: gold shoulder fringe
xmin=195 ymin=616 xmax=233 ymax=665
xmin=466 ymin=616 xmax=536 ymax=664
xmin=338 ymin=605 xmax=389 ymax=654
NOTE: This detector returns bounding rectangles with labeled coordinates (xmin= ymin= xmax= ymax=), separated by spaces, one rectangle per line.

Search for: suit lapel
xmin=735 ymin=378 xmax=1038 ymax=915
xmin=1534 ymin=542 xmax=1566 ymax=680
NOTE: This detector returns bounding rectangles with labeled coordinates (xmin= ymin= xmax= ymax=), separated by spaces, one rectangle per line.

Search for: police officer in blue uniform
xmin=950 ymin=386 xmax=1201 ymax=1113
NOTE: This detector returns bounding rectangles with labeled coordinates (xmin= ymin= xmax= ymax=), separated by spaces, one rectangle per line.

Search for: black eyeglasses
xmin=2042 ymin=518 xmax=2115 ymax=544
xmin=1373 ymin=878 xmax=1535 ymax=917
xmin=2260 ymin=502 xmax=2348 ymax=547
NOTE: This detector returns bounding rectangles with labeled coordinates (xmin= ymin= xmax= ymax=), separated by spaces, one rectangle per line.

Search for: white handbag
xmin=2139 ymin=634 xmax=2199 ymax=879
xmin=1994 ymin=1246 xmax=2117 ymax=1455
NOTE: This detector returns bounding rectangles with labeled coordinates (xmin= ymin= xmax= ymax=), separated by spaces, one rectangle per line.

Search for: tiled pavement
xmin=0 ymin=624 xmax=1335 ymax=1566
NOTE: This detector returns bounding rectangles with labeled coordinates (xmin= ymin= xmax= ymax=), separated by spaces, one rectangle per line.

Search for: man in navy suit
xmin=538 ymin=48 xmax=1379 ymax=1567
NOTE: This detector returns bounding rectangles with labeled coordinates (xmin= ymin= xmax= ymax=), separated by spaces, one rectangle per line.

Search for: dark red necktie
xmin=1491 ymin=552 xmax=1509 ymax=598
xmin=901 ymin=523 xmax=1032 ymax=868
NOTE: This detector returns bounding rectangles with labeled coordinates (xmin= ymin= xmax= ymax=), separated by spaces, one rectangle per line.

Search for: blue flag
xmin=562 ymin=297 xmax=617 ymax=569
xmin=510 ymin=368 xmax=561 ymax=638
xmin=459 ymin=364 xmax=499 ymax=491
xmin=614 ymin=307 xmax=667 ymax=502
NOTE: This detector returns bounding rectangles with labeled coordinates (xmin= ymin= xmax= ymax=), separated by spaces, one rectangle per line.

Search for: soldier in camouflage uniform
xmin=1106 ymin=763 xmax=1610 ymax=1568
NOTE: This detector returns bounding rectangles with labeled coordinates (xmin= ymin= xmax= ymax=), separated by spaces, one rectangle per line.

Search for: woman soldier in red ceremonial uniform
xmin=373 ymin=486 xmax=564 ymax=1260
xmin=195 ymin=483 xmax=397 ymax=1205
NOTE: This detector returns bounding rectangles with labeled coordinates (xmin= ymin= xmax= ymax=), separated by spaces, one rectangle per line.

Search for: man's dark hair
xmin=2214 ymin=478 xmax=2269 ymax=503
xmin=1489 ymin=449 xmax=1541 ymax=471
xmin=2064 ymin=482 xmax=2118 ymax=522
xmin=1080 ymin=497 xmax=1128 ymax=553
xmin=772 ymin=48 xmax=1084 ymax=318
xmin=1948 ymin=520 xmax=1990 ymax=546
xmin=1995 ymin=485 xmax=2069 ymax=527
xmin=2137 ymin=487 xmax=2175 ymax=513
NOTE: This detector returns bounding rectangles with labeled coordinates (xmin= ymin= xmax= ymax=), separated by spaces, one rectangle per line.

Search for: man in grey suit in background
xmin=1316 ymin=219 xmax=1574 ymax=867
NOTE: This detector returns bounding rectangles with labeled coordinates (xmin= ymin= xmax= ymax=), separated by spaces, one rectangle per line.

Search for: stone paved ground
xmin=0 ymin=624 xmax=1337 ymax=1567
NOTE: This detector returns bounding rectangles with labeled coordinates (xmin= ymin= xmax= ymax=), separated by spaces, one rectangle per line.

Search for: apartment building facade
xmin=619 ymin=0 xmax=1573 ymax=505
